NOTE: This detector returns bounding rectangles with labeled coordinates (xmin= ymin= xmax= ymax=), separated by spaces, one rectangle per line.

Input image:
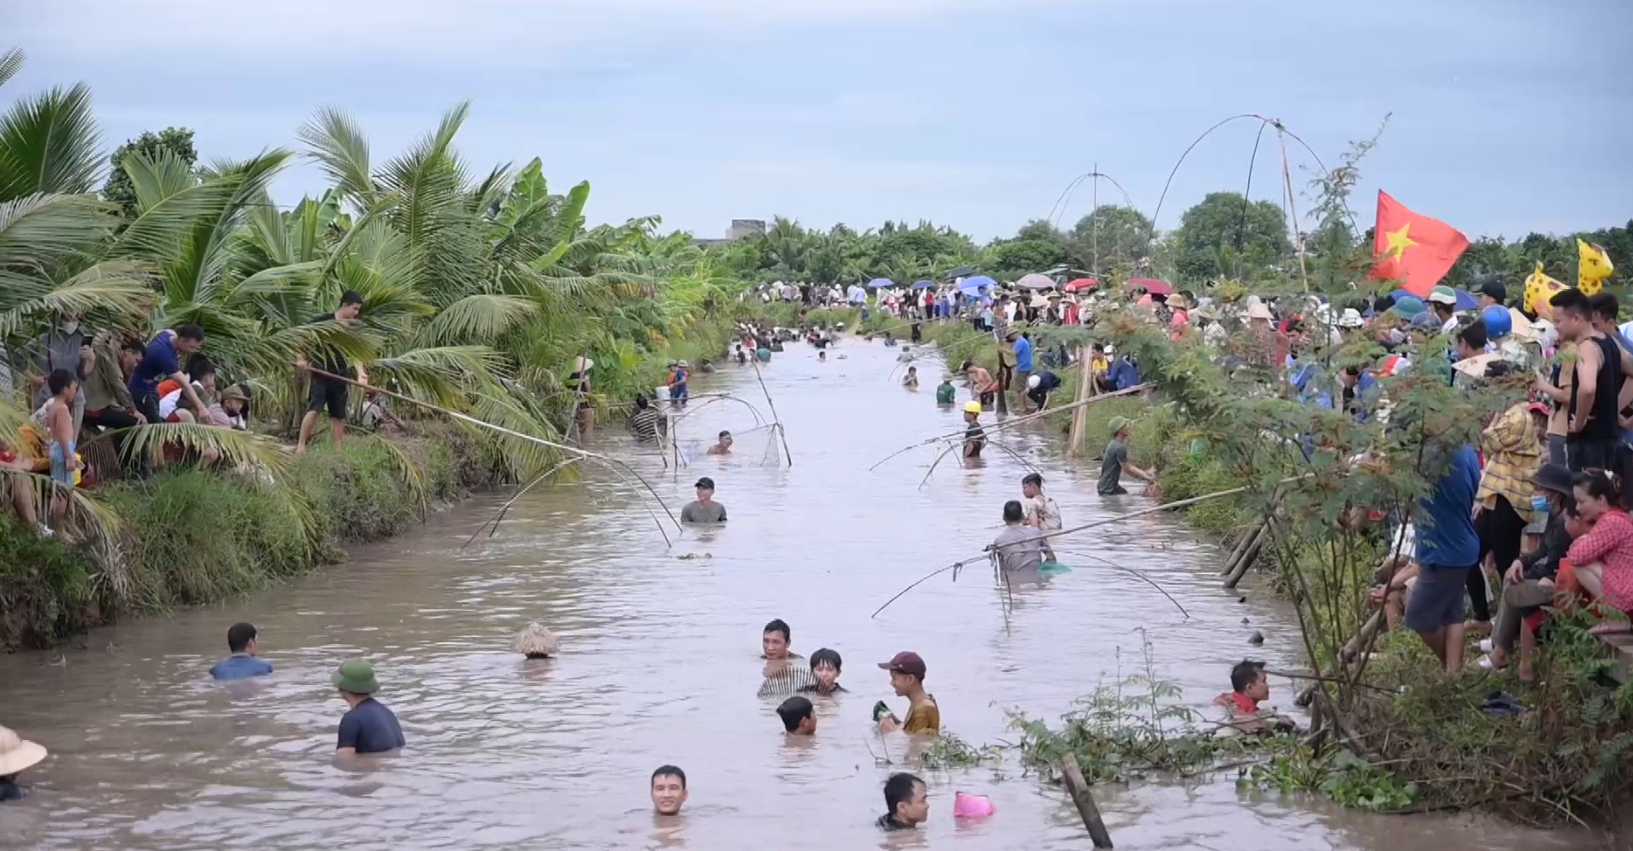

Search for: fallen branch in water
xmin=868 ymin=383 xmax=1150 ymax=471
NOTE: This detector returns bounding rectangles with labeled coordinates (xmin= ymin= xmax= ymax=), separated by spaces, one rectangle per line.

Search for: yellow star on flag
xmin=1384 ymin=222 xmax=1416 ymax=261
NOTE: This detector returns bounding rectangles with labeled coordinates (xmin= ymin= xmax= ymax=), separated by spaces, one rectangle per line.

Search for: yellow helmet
xmin=963 ymin=401 xmax=983 ymax=414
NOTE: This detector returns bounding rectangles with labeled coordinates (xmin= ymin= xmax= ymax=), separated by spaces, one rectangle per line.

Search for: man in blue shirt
xmin=333 ymin=660 xmax=405 ymax=756
xmin=209 ymin=622 xmax=273 ymax=680
xmin=1404 ymin=442 xmax=1482 ymax=673
xmin=1013 ymin=332 xmax=1035 ymax=412
xmin=128 ymin=324 xmax=207 ymax=425
xmin=1107 ymin=356 xmax=1142 ymax=392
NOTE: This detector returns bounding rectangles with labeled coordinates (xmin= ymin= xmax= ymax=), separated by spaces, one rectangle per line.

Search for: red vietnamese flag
xmin=1369 ymin=191 xmax=1470 ymax=297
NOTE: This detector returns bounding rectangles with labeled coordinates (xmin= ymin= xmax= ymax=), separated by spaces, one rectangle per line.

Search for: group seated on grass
xmin=1 ymin=314 xmax=398 ymax=539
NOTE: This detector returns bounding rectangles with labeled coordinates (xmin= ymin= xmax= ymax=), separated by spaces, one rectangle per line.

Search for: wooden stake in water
xmin=1061 ymin=753 xmax=1114 ymax=848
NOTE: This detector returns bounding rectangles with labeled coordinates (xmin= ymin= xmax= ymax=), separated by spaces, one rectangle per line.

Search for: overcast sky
xmin=7 ymin=0 xmax=1630 ymax=242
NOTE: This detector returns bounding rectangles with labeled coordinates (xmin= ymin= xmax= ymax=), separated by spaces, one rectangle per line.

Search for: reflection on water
xmin=0 ymin=339 xmax=1592 ymax=850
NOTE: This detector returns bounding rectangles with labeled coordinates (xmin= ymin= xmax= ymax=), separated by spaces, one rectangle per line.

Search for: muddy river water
xmin=0 ymin=338 xmax=1590 ymax=850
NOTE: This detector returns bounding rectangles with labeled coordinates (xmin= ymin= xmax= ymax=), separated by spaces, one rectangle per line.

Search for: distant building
xmin=694 ymin=218 xmax=766 ymax=248
xmin=728 ymin=219 xmax=766 ymax=240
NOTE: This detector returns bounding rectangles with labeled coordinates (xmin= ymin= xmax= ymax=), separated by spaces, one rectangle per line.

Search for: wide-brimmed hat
xmin=511 ymin=622 xmax=561 ymax=657
xmin=1338 ymin=308 xmax=1364 ymax=328
xmin=0 ymin=726 xmax=47 ymax=775
xmin=332 ymin=659 xmax=381 ymax=695
xmin=1247 ymin=303 xmax=1274 ymax=320
xmin=1533 ymin=463 xmax=1573 ymax=496
xmin=574 ymin=355 xmax=595 ymax=372
xmin=219 ymin=384 xmax=249 ymax=402
xmin=1108 ymin=416 xmax=1132 ymax=435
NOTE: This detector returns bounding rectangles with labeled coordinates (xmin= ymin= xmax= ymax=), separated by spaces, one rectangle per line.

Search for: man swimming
xmin=706 ymin=431 xmax=733 ymax=455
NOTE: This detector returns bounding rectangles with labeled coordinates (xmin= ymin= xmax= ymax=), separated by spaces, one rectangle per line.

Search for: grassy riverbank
xmin=0 ymin=430 xmax=503 ymax=651
xmin=0 ymin=303 xmax=755 ymax=652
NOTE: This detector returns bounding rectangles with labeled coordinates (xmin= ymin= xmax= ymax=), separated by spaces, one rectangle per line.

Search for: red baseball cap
xmin=877 ymin=651 xmax=926 ymax=678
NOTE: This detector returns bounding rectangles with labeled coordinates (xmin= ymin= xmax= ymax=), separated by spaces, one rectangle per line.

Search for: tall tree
xmin=101 ymin=126 xmax=196 ymax=218
xmin=1171 ymin=191 xmax=1289 ymax=284
xmin=1067 ymin=205 xmax=1153 ymax=276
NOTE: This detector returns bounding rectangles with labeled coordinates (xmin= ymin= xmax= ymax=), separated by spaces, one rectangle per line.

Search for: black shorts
xmin=134 ymin=393 xmax=163 ymax=427
xmin=307 ymin=376 xmax=349 ymax=418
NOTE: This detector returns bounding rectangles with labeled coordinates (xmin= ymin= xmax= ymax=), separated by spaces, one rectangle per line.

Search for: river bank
xmin=0 ymin=307 xmax=755 ymax=653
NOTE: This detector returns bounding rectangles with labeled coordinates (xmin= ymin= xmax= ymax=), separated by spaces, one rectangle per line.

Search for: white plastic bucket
xmin=653 ymin=386 xmax=671 ymax=401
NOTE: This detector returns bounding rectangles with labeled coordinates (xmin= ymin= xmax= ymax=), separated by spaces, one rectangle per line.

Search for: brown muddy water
xmin=0 ymin=338 xmax=1597 ymax=850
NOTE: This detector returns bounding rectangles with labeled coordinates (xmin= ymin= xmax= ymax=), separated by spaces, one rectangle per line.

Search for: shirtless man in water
xmin=706 ymin=431 xmax=733 ymax=455
xmin=959 ymin=360 xmax=999 ymax=408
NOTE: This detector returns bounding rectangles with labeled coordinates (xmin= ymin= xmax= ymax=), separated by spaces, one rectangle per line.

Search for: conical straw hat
xmin=0 ymin=726 xmax=47 ymax=775
xmin=512 ymin=622 xmax=560 ymax=657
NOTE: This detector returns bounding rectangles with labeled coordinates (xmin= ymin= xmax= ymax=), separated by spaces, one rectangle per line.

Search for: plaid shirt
xmin=1477 ymin=402 xmax=1543 ymax=522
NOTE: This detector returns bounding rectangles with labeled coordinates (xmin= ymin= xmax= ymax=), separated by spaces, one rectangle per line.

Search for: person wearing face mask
xmin=1480 ymin=464 xmax=1572 ymax=681
xmin=19 ymin=313 xmax=92 ymax=438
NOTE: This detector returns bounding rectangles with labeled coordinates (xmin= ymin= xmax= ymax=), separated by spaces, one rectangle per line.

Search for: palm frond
xmin=426 ymin=293 xmax=538 ymax=344
xmin=0 ymin=258 xmax=153 ymax=338
xmin=299 ymin=107 xmax=376 ymax=206
xmin=0 ymin=48 xmax=24 ymax=92
xmin=0 ymin=81 xmax=101 ymax=199
xmin=0 ymin=192 xmax=115 ymax=270
xmin=82 ymin=421 xmax=294 ymax=479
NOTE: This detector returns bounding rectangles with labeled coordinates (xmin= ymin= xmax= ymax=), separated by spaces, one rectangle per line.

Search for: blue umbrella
xmin=958 ymin=275 xmax=996 ymax=293
xmin=867 ymin=277 xmax=895 ymax=289
xmin=1453 ymin=288 xmax=1480 ymax=312
xmin=911 ymin=280 xmax=935 ymax=290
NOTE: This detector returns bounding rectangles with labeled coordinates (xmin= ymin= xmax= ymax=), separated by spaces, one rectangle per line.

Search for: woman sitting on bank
xmin=1563 ymin=470 xmax=1633 ymax=618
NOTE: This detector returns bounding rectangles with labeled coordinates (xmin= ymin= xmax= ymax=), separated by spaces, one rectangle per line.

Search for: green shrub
xmin=0 ymin=513 xmax=99 ymax=650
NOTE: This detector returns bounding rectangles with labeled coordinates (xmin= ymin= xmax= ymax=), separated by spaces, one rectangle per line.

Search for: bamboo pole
xmin=1219 ymin=516 xmax=1267 ymax=575
xmin=748 ymin=355 xmax=793 ymax=466
xmin=1222 ymin=522 xmax=1269 ymax=589
xmin=1060 ymin=754 xmax=1114 ymax=848
xmin=868 ymin=383 xmax=1150 ymax=472
xmin=1067 ymin=344 xmax=1096 ymax=456
xmin=300 ymin=367 xmax=681 ymax=534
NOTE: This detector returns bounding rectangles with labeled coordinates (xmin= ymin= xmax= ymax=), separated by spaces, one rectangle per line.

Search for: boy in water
xmin=875 ymin=652 xmax=939 ymax=734
xmin=902 ymin=365 xmax=919 ymax=389
xmin=962 ymin=401 xmax=986 ymax=459
xmin=777 ymin=696 xmax=817 ymax=735
xmin=1212 ymin=660 xmax=1296 ymax=737
xmin=798 ymin=647 xmax=848 ymax=695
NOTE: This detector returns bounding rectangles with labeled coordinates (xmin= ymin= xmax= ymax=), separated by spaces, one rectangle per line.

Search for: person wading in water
xmin=962 ymin=401 xmax=986 ymax=459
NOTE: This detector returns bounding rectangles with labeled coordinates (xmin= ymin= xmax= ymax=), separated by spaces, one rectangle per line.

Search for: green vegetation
xmin=0 ymin=433 xmax=502 ymax=650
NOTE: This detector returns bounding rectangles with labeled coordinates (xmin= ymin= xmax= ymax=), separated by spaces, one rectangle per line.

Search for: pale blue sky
xmin=7 ymin=0 xmax=1630 ymax=241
